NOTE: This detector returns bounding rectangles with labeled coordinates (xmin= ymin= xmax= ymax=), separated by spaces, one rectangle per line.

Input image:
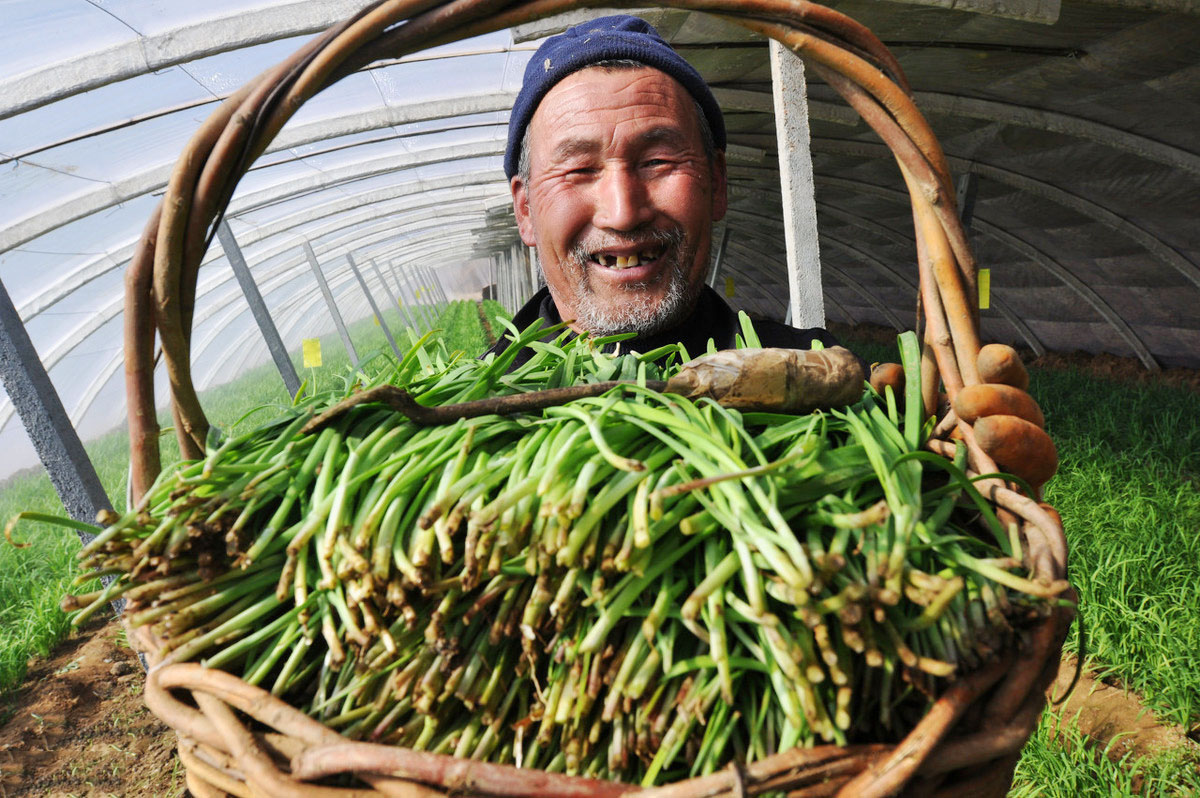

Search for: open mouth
xmin=587 ymin=247 xmax=665 ymax=271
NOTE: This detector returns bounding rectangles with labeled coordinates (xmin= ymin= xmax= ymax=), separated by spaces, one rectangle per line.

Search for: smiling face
xmin=510 ymin=66 xmax=727 ymax=335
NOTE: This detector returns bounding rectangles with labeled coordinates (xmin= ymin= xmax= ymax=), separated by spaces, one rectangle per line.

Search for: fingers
xmin=977 ymin=344 xmax=1029 ymax=390
xmin=973 ymin=415 xmax=1058 ymax=489
xmin=869 ymin=362 xmax=905 ymax=398
xmin=964 ymin=345 xmax=1057 ymax=490
xmin=953 ymin=383 xmax=1044 ymax=428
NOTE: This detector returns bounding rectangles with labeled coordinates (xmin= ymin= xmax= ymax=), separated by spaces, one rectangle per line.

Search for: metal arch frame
xmin=813 ymin=200 xmax=1047 ymax=355
xmin=0 ymin=210 xmax=491 ymax=433
xmin=811 ymin=137 xmax=1200 ymax=293
xmin=817 ymin=175 xmax=1158 ymax=369
xmin=14 ymin=178 xmax=495 ymax=321
xmin=22 ymin=172 xmax=505 ymax=389
xmin=820 ymin=264 xmax=905 ymax=331
xmin=66 ymin=224 xmax=484 ymax=435
xmin=13 ymin=168 xmax=507 ymax=356
xmin=719 ymin=235 xmax=866 ymax=327
xmin=970 ymin=217 xmax=1160 ymax=369
xmin=721 ymin=204 xmax=906 ymax=329
xmin=0 ymin=92 xmax=514 ymax=252
xmin=21 ymin=195 xmax=489 ymax=389
xmin=218 ymin=139 xmax=505 ymax=218
xmin=804 ymin=86 xmax=1200 ymax=179
xmin=4 ymin=0 xmax=379 ymax=120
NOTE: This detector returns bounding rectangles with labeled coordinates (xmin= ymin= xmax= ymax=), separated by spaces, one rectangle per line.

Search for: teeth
xmin=594 ymin=250 xmax=661 ymax=269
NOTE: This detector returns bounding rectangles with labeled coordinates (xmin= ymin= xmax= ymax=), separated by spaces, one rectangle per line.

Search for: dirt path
xmin=2 ymin=622 xmax=1195 ymax=797
xmin=0 ymin=616 xmax=183 ymax=798
xmin=1047 ymin=655 xmax=1198 ymax=762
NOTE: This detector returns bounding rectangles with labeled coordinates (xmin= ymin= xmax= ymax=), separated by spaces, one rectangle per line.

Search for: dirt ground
xmin=0 ymin=616 xmax=183 ymax=798
xmin=1 ymin=619 xmax=1196 ymax=798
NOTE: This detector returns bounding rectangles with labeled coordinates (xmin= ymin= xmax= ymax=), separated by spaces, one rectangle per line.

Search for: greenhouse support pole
xmin=770 ymin=40 xmax=824 ymax=328
xmin=346 ymin=253 xmax=402 ymax=358
xmin=372 ymin=260 xmax=418 ymax=336
xmin=0 ymin=270 xmax=134 ymax=634
xmin=302 ymin=242 xmax=359 ymax=367
xmin=958 ymin=171 xmax=979 ymax=229
xmin=418 ymin=267 xmax=445 ymax=318
xmin=384 ymin=262 xmax=419 ymax=331
xmin=708 ymin=223 xmax=730 ymax=288
xmin=431 ymin=268 xmax=451 ymax=315
xmin=217 ymin=222 xmax=301 ymax=398
xmin=434 ymin=268 xmax=451 ymax=305
xmin=428 ymin=269 xmax=451 ymax=310
xmin=0 ymin=277 xmax=112 ymax=532
xmin=404 ymin=268 xmax=432 ymax=330
xmin=497 ymin=252 xmax=509 ymax=311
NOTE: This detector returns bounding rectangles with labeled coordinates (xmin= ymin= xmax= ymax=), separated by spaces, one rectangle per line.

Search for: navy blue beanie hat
xmin=503 ymin=14 xmax=726 ymax=179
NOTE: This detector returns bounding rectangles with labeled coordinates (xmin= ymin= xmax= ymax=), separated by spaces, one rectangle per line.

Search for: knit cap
xmin=503 ymin=14 xmax=726 ymax=179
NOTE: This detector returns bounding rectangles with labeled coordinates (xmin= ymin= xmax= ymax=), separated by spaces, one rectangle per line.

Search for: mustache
xmin=567 ymin=227 xmax=685 ymax=264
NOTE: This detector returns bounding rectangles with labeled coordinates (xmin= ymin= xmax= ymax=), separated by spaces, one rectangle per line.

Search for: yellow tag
xmin=724 ymin=276 xmax=735 ymax=298
xmin=302 ymin=338 xmax=322 ymax=368
xmin=978 ymin=268 xmax=991 ymax=310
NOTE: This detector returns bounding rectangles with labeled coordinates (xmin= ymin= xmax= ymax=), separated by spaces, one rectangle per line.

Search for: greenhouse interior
xmin=0 ymin=0 xmax=1197 ymax=795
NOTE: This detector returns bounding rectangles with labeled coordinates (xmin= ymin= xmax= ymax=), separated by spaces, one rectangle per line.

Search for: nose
xmin=593 ymin=164 xmax=652 ymax=232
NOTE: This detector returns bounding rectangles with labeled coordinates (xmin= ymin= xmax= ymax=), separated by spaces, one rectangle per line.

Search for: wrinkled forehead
xmin=526 ymin=66 xmax=704 ymax=155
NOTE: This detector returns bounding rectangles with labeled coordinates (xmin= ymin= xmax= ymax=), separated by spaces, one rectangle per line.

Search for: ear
xmin=510 ymin=175 xmax=538 ymax=247
xmin=710 ymin=149 xmax=728 ymax=222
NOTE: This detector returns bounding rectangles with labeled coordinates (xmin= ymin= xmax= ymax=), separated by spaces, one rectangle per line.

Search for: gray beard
xmin=557 ymin=228 xmax=704 ymax=336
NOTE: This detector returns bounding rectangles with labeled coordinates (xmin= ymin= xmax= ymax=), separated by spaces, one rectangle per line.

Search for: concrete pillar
xmin=770 ymin=40 xmax=824 ymax=328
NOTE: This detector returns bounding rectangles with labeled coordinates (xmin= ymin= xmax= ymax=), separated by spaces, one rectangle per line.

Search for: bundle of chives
xmin=26 ymin=319 xmax=1065 ymax=786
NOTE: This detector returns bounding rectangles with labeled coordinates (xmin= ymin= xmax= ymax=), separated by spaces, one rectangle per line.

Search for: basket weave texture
xmin=121 ymin=0 xmax=1074 ymax=795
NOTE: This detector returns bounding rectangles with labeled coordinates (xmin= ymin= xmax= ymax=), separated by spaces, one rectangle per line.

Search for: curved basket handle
xmin=124 ymin=0 xmax=981 ymax=504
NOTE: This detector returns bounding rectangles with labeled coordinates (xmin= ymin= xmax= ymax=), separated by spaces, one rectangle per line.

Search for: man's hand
xmin=955 ymin=344 xmax=1057 ymax=492
xmin=869 ymin=362 xmax=905 ymax=399
xmin=874 ymin=345 xmax=1058 ymax=491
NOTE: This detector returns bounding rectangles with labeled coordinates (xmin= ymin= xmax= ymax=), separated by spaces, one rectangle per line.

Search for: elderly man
xmin=483 ymin=14 xmax=846 ymax=366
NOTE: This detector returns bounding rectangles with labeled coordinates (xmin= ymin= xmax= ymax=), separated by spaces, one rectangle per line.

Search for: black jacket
xmin=482 ymin=285 xmax=851 ymax=371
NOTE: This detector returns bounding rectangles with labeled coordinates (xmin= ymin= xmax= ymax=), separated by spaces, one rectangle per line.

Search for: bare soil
xmin=3 ymin=617 xmax=1196 ymax=798
xmin=1048 ymin=655 xmax=1199 ymax=763
xmin=0 ymin=616 xmax=183 ymax=798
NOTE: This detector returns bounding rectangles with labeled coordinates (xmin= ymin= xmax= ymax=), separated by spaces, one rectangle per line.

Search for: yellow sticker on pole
xmin=978 ymin=268 xmax=991 ymax=310
xmin=724 ymin=276 xmax=735 ymax=298
xmin=302 ymin=338 xmax=322 ymax=368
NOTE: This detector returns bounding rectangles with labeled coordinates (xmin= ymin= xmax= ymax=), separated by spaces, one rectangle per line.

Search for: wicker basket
xmin=121 ymin=1 xmax=1074 ymax=795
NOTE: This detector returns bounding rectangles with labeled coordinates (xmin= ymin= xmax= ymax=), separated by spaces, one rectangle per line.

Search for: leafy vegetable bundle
xmin=55 ymin=319 xmax=1060 ymax=785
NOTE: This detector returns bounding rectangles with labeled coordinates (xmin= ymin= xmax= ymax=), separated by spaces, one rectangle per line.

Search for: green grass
xmin=1034 ymin=366 xmax=1200 ymax=729
xmin=1011 ymin=706 xmax=1200 ymax=797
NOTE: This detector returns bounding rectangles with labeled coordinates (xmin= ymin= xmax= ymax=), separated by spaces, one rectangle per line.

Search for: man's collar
xmin=531 ymin=284 xmax=739 ymax=356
